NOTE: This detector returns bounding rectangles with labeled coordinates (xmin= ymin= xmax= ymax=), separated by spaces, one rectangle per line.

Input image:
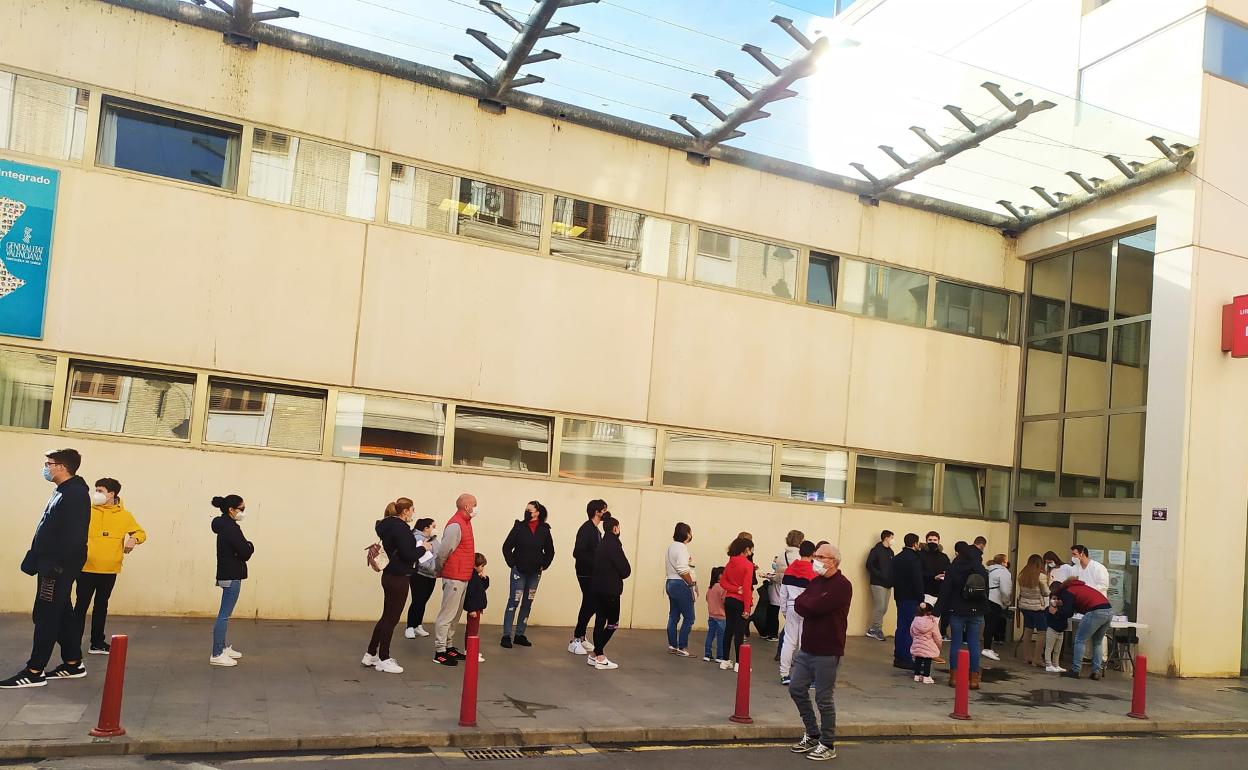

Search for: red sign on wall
xmin=1223 ymin=295 xmax=1248 ymax=358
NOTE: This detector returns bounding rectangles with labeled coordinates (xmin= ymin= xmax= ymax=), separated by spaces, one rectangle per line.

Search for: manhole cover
xmin=463 ymin=745 xmax=573 ymax=761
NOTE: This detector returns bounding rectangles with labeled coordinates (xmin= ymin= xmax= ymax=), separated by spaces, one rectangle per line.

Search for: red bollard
xmin=466 ymin=612 xmax=481 ymax=639
xmin=729 ymin=643 xmax=753 ymax=724
xmin=949 ymin=649 xmax=971 ymax=721
xmin=458 ymin=633 xmax=480 ymax=727
xmin=1127 ymin=654 xmax=1149 ymax=719
xmin=90 ymin=634 xmax=128 ymax=738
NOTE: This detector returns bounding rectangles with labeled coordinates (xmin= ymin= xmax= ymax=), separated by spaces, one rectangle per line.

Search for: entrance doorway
xmin=1072 ymin=521 xmax=1140 ymax=621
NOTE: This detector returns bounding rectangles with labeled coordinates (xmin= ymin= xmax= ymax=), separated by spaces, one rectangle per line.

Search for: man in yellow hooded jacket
xmin=75 ymin=478 xmax=146 ymax=655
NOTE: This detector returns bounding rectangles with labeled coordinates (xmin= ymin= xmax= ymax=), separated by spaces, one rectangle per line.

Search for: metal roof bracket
xmin=190 ymin=0 xmax=298 ymax=50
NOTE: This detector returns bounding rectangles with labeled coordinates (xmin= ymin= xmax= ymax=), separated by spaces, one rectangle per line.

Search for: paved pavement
xmin=0 ymin=615 xmax=1245 ymax=760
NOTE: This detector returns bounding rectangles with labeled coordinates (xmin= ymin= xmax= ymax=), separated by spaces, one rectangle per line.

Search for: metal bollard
xmin=458 ymin=632 xmax=481 ymax=727
xmin=949 ymin=649 xmax=971 ymax=721
xmin=729 ymin=642 xmax=753 ymax=724
xmin=1127 ymin=654 xmax=1149 ymax=719
xmin=89 ymin=634 xmax=128 ymax=738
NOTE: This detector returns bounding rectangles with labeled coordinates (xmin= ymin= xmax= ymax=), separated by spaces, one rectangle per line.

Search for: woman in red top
xmin=718 ymin=537 xmax=755 ymax=671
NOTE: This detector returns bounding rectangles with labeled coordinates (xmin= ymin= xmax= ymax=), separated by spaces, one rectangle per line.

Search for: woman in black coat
xmin=499 ymin=501 xmax=555 ymax=649
xmin=588 ymin=516 xmax=630 ymax=671
xmin=209 ymin=494 xmax=253 ymax=667
xmin=363 ymin=498 xmax=427 ymax=675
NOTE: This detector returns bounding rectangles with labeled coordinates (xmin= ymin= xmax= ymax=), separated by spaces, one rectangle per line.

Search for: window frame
xmin=203 ymin=376 xmax=327 ymax=454
xmin=62 ymin=360 xmax=198 ymax=444
xmin=450 ymin=405 xmax=554 ymax=476
xmin=96 ymin=96 xmax=243 ymax=191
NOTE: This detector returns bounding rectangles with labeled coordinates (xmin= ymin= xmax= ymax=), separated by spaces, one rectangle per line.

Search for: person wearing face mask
xmin=431 ymin=493 xmax=479 ymax=666
xmin=404 ymin=518 xmax=438 ymax=639
xmin=890 ymin=533 xmax=925 ymax=671
xmin=920 ymin=532 xmax=951 ymax=641
xmin=2 ymin=449 xmax=91 ymax=689
xmin=500 ymin=501 xmax=555 ymax=649
xmin=719 ymin=537 xmax=756 ymax=672
xmin=209 ymin=494 xmax=253 ymax=668
xmin=75 ymin=478 xmax=146 ymax=656
xmin=363 ymin=498 xmax=427 ymax=674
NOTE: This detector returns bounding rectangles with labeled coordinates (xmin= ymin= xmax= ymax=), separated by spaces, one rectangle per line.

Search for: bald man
xmin=431 ymin=493 xmax=478 ymax=667
xmin=787 ymin=544 xmax=852 ymax=761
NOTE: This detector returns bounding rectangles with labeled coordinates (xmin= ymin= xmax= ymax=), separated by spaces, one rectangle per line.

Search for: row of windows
xmin=0 ymin=346 xmax=1009 ymax=519
xmin=1 ymin=67 xmax=1019 ymax=344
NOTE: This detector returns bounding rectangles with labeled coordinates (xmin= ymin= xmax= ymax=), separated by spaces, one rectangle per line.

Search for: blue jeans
xmin=893 ymin=599 xmax=918 ymax=663
xmin=665 ymin=579 xmax=695 ymax=649
xmin=704 ymin=617 xmax=726 ymax=659
xmin=949 ymin=615 xmax=984 ymax=673
xmin=502 ymin=569 xmax=541 ymax=637
xmin=212 ymin=580 xmax=241 ymax=657
xmin=1072 ymin=607 xmax=1112 ymax=674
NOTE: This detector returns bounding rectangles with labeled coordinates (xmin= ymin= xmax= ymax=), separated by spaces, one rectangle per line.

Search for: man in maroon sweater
xmin=787 ymin=543 xmax=852 ymax=761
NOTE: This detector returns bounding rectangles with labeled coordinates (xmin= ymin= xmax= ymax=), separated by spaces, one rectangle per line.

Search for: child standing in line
xmin=465 ymin=553 xmax=490 ymax=663
xmin=909 ymin=602 xmax=941 ymax=684
xmin=777 ymin=541 xmax=816 ymax=685
xmin=704 ymin=566 xmax=727 ymax=663
xmin=1044 ymin=566 xmax=1072 ymax=673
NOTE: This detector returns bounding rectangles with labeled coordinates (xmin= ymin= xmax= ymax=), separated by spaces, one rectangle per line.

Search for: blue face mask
xmin=42 ymin=465 xmax=53 ymax=482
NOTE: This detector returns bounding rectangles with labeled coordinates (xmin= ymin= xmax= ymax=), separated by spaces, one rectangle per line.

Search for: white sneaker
xmin=914 ymin=675 xmax=922 ymax=682
xmin=719 ymin=659 xmax=733 ymax=670
xmin=586 ymin=653 xmax=599 ymax=666
xmin=594 ymin=657 xmax=619 ymax=670
xmin=922 ymin=676 xmax=935 ymax=684
xmin=209 ymin=653 xmax=237 ymax=667
xmin=581 ymin=638 xmax=595 ymax=652
xmin=374 ymin=658 xmax=404 ymax=674
xmin=1046 ymin=665 xmax=1066 ymax=673
xmin=703 ymin=656 xmax=712 ymax=662
xmin=569 ymin=639 xmax=587 ymax=655
xmin=223 ymin=645 xmax=243 ymax=659
xmin=478 ymin=653 xmax=485 ymax=663
xmin=362 ymin=653 xmax=381 ymax=667
xmin=733 ymin=662 xmax=740 ymax=673
xmin=414 ymin=625 xmax=430 ymax=637
xmin=404 ymin=627 xmax=417 ymax=639
xmin=982 ymin=650 xmax=1001 ymax=661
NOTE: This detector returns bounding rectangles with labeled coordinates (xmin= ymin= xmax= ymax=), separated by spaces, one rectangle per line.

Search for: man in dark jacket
xmin=569 ymin=499 xmax=607 ymax=655
xmin=500 ymin=501 xmax=555 ymax=649
xmin=920 ymin=531 xmax=952 ymax=639
xmin=890 ymin=533 xmax=924 ymax=669
xmin=787 ymin=543 xmax=852 ymax=761
xmin=864 ymin=530 xmax=894 ymax=641
xmin=3 ymin=449 xmax=91 ymax=689
xmin=935 ymin=542 xmax=990 ymax=689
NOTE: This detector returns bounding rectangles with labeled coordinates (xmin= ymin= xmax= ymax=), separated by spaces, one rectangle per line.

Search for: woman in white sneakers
xmin=363 ymin=498 xmax=427 ymax=674
xmin=210 ymin=494 xmax=252 ymax=667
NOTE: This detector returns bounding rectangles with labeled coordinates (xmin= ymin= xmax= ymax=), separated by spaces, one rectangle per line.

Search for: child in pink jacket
xmin=909 ymin=602 xmax=942 ymax=684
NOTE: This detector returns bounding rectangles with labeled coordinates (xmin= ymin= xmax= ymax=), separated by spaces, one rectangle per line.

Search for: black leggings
xmin=406 ymin=573 xmax=436 ymax=628
xmin=75 ymin=572 xmax=118 ymax=648
xmin=913 ymin=656 xmax=933 ymax=677
xmin=368 ymin=573 xmax=409 ymax=660
xmin=592 ymin=592 xmax=621 ymax=656
xmin=724 ymin=597 xmax=748 ymax=663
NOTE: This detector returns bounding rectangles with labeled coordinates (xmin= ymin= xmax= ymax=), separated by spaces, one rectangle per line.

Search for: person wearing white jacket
xmin=982 ymin=554 xmax=1012 ymax=661
xmin=777 ymin=541 xmax=817 ymax=685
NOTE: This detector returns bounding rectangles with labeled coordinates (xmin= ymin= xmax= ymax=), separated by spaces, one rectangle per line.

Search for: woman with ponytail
xmin=209 ymin=494 xmax=252 ymax=667
xmin=362 ymin=498 xmax=427 ymax=674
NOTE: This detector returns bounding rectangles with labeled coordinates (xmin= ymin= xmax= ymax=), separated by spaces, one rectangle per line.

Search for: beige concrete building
xmin=0 ymin=0 xmax=1242 ymax=677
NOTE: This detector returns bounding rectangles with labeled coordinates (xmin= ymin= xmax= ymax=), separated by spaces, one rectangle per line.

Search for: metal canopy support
xmin=851 ymin=82 xmax=1055 ymax=204
xmin=190 ymin=0 xmax=297 ymax=49
xmin=996 ymin=138 xmax=1195 ymax=234
xmin=672 ymin=16 xmax=829 ymax=165
xmin=456 ymin=0 xmax=598 ymax=114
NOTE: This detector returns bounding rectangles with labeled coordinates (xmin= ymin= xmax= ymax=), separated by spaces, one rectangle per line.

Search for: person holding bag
xmin=362 ymin=498 xmax=427 ymax=674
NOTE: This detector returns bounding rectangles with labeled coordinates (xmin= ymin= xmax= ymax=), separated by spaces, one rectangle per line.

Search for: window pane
xmin=453 ymin=407 xmax=551 ymax=474
xmin=779 ymin=446 xmax=847 ymax=503
xmin=934 ymin=281 xmax=1011 ymax=340
xmin=942 ymin=464 xmax=985 ymax=516
xmin=559 ymin=418 xmax=656 ymax=484
xmin=1105 ymin=413 xmax=1144 ymax=499
xmin=1023 ymin=336 xmax=1063 ymax=416
xmin=986 ymin=469 xmax=1010 ymax=521
xmin=387 ymin=163 xmax=457 ymax=232
xmin=65 ymin=364 xmax=194 ymax=441
xmin=1115 ymin=229 xmax=1154 ymax=318
xmin=0 ymin=347 xmax=55 ymax=429
xmin=1070 ymin=241 xmax=1111 ymax=328
xmin=1065 ymin=329 xmax=1108 ymax=412
xmin=854 ymin=455 xmax=934 ymax=510
xmin=550 ymin=197 xmax=688 ymax=279
xmin=806 ymin=252 xmax=839 ymax=307
xmin=1111 ymin=321 xmax=1149 ymax=407
xmin=205 ymin=379 xmax=325 ymax=452
xmin=1061 ymin=416 xmax=1104 ymax=498
xmin=0 ymin=71 xmax=89 ymax=161
xmin=1028 ymin=254 xmax=1068 ymax=336
xmin=840 ymin=260 xmax=928 ymax=324
xmin=98 ymin=100 xmax=240 ymax=189
xmin=695 ymin=230 xmax=796 ymax=299
xmin=1204 ymin=13 xmax=1248 ymax=87
xmin=388 ymin=165 xmax=542 ymax=249
xmin=333 ymin=393 xmax=445 ymax=465
xmin=1018 ymin=420 xmax=1058 ymax=497
xmin=662 ymin=433 xmax=772 ymax=494
xmin=248 ymin=129 xmax=379 ymax=219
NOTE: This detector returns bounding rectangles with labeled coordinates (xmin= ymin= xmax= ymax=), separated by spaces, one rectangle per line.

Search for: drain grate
xmin=462 ymin=745 xmax=574 ymax=761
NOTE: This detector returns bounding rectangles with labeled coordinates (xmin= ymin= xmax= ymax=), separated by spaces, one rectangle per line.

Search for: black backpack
xmin=961 ymin=571 xmax=988 ymax=601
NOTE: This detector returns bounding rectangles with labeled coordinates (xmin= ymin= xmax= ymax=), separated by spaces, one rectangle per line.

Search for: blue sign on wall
xmin=0 ymin=158 xmax=59 ymax=339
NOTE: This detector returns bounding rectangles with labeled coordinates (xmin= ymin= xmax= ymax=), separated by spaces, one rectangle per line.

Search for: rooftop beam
xmin=189 ymin=0 xmax=297 ymax=49
xmin=672 ymin=16 xmax=830 ymax=163
xmin=455 ymin=0 xmax=598 ymax=114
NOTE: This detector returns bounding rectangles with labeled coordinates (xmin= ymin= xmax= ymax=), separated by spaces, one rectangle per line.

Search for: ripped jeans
xmin=502 ymin=568 xmax=542 ymax=638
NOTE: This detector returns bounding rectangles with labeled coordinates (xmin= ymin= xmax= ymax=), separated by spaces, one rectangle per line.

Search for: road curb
xmin=2 ymin=720 xmax=1246 ymax=760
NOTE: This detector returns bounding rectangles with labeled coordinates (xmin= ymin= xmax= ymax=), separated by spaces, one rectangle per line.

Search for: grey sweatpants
xmin=788 ymin=650 xmax=841 ymax=748
xmin=869 ymin=585 xmax=890 ymax=631
xmin=434 ymin=578 xmax=467 ymax=652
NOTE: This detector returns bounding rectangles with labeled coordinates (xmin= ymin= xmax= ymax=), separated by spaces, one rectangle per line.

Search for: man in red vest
xmin=431 ymin=493 xmax=478 ymax=667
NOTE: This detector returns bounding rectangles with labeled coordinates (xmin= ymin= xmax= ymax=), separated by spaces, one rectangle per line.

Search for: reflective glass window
xmin=840 ymin=260 xmax=929 ymax=325
xmin=98 ymin=99 xmax=241 ymax=189
xmin=205 ymin=379 xmax=325 ymax=452
xmin=333 ymin=393 xmax=445 ymax=465
xmin=779 ymin=446 xmax=847 ymax=503
xmin=0 ymin=347 xmax=55 ymax=429
xmin=453 ymin=407 xmax=551 ymax=474
xmin=695 ymin=230 xmax=797 ymax=299
xmin=559 ymin=418 xmax=656 ymax=484
xmin=662 ymin=433 xmax=773 ymax=494
xmin=551 ymin=197 xmax=688 ymax=279
xmin=854 ymin=455 xmax=935 ymax=510
xmin=66 ymin=363 xmax=195 ymax=441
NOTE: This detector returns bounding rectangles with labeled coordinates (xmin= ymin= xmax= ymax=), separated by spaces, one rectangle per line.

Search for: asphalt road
xmin=4 ymin=734 xmax=1247 ymax=770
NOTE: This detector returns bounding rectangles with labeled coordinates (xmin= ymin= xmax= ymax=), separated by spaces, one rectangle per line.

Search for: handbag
xmin=366 ymin=541 xmax=389 ymax=572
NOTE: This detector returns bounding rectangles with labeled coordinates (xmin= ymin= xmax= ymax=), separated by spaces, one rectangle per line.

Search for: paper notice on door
xmin=1130 ymin=541 xmax=1140 ymax=566
xmin=1089 ymin=548 xmax=1105 ymax=564
xmin=1108 ymin=549 xmax=1126 ymax=566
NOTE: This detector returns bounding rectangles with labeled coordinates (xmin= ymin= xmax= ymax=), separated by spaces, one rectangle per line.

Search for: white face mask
xmin=233 ymin=509 xmax=248 ymax=521
xmin=1071 ymin=557 xmax=1079 ymax=566
xmin=812 ymin=559 xmax=828 ymax=576
xmin=90 ymin=490 xmax=108 ymax=506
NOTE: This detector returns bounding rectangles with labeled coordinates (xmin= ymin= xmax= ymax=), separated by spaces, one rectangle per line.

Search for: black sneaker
xmin=513 ymin=635 xmax=532 ymax=647
xmin=432 ymin=651 xmax=459 ymax=667
xmin=89 ymin=643 xmax=111 ymax=656
xmin=46 ymin=662 xmax=86 ymax=680
xmin=1089 ymin=670 xmax=1102 ymax=681
xmin=0 ymin=669 xmax=46 ymax=689
xmin=1061 ymin=670 xmax=1081 ymax=679
xmin=445 ymin=647 xmax=464 ymax=660
xmin=500 ymin=635 xmax=513 ymax=649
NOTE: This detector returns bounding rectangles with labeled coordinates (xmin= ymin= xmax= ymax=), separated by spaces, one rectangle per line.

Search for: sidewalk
xmin=0 ymin=615 xmax=1245 ymax=759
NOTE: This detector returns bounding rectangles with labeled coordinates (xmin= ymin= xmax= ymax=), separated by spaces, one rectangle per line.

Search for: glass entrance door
xmin=1072 ymin=521 xmax=1140 ymax=620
